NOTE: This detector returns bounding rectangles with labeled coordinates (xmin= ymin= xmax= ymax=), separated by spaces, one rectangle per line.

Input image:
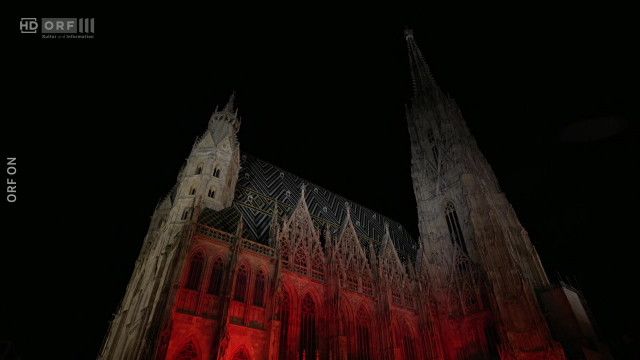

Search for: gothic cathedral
xmin=99 ymin=30 xmax=607 ymax=360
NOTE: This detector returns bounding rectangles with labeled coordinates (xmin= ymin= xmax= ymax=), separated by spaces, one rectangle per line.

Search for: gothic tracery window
xmin=253 ymin=270 xmax=266 ymax=307
xmin=346 ymin=264 xmax=358 ymax=291
xmin=299 ymin=294 xmax=317 ymax=360
xmin=234 ymin=265 xmax=248 ymax=302
xmin=208 ymin=189 xmax=215 ymax=198
xmin=185 ymin=253 xmax=204 ymax=291
xmin=392 ymin=288 xmax=402 ymax=305
xmin=294 ymin=247 xmax=307 ymax=274
xmin=445 ymin=202 xmax=468 ymax=254
xmin=213 ymin=167 xmax=221 ymax=177
xmin=281 ymin=240 xmax=290 ymax=268
xmin=207 ymin=258 xmax=224 ymax=295
xmin=362 ymin=273 xmax=373 ymax=296
xmin=311 ymin=250 xmax=324 ymax=280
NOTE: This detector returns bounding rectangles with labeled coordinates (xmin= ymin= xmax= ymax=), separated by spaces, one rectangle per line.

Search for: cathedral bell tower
xmin=405 ymin=30 xmax=566 ymax=359
xmin=99 ymin=94 xmax=241 ymax=360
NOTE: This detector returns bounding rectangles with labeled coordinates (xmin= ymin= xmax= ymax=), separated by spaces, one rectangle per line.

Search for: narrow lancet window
xmin=445 ymin=203 xmax=468 ymax=254
xmin=299 ymin=294 xmax=317 ymax=360
xmin=181 ymin=208 xmax=191 ymax=220
xmin=233 ymin=265 xmax=248 ymax=302
xmin=185 ymin=253 xmax=204 ymax=290
xmin=207 ymin=258 xmax=224 ymax=295
xmin=253 ymin=270 xmax=266 ymax=307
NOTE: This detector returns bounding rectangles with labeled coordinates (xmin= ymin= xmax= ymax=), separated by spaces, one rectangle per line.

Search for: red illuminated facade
xmin=100 ymin=30 xmax=609 ymax=360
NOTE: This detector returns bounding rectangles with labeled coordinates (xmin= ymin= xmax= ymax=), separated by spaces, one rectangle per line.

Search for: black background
xmin=3 ymin=6 xmax=639 ymax=359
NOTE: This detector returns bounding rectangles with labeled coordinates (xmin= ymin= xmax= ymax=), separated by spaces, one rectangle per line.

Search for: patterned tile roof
xmin=199 ymin=154 xmax=418 ymax=262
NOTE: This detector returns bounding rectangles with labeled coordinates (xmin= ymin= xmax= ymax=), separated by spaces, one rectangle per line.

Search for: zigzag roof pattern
xmin=199 ymin=154 xmax=418 ymax=262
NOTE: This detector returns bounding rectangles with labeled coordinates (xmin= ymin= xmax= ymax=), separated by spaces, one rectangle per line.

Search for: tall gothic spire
xmin=405 ymin=28 xmax=443 ymax=104
xmin=223 ymin=91 xmax=236 ymax=113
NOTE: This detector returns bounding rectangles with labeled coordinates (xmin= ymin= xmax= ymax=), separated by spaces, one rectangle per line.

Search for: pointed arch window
xmin=207 ymin=258 xmax=224 ymax=295
xmin=185 ymin=253 xmax=204 ymax=291
xmin=181 ymin=208 xmax=192 ymax=221
xmin=189 ymin=187 xmax=196 ymax=195
xmin=362 ymin=272 xmax=373 ymax=296
xmin=294 ymin=247 xmax=307 ymax=274
xmin=176 ymin=341 xmax=198 ymax=360
xmin=195 ymin=166 xmax=202 ymax=175
xmin=207 ymin=189 xmax=215 ymax=198
xmin=277 ymin=292 xmax=290 ymax=360
xmin=213 ymin=167 xmax=221 ymax=178
xmin=445 ymin=203 xmax=468 ymax=254
xmin=299 ymin=294 xmax=317 ymax=360
xmin=356 ymin=308 xmax=372 ymax=360
xmin=233 ymin=265 xmax=248 ymax=302
xmin=253 ymin=270 xmax=266 ymax=307
xmin=231 ymin=350 xmax=249 ymax=360
xmin=346 ymin=264 xmax=358 ymax=291
xmin=311 ymin=250 xmax=324 ymax=281
xmin=281 ymin=240 xmax=290 ymax=268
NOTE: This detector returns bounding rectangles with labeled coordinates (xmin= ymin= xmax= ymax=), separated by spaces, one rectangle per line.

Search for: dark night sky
xmin=3 ymin=7 xmax=639 ymax=359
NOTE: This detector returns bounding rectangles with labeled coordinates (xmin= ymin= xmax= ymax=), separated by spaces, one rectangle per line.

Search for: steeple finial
xmin=223 ymin=91 xmax=236 ymax=113
xmin=404 ymin=27 xmax=414 ymax=40
xmin=404 ymin=29 xmax=442 ymax=101
xmin=300 ymin=182 xmax=307 ymax=198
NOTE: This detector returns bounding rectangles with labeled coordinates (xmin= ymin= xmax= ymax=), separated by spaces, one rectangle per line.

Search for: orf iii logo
xmin=18 ymin=17 xmax=95 ymax=36
xmin=19 ymin=18 xmax=38 ymax=33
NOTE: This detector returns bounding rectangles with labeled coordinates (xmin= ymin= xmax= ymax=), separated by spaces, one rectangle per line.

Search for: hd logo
xmin=19 ymin=17 xmax=94 ymax=35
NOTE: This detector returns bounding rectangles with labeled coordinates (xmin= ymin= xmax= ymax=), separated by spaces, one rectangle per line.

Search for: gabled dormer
xmin=277 ymin=184 xmax=325 ymax=280
xmin=335 ymin=203 xmax=373 ymax=294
